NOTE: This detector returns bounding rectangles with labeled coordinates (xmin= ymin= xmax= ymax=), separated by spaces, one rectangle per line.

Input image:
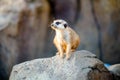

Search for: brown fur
xmin=53 ymin=26 xmax=80 ymax=60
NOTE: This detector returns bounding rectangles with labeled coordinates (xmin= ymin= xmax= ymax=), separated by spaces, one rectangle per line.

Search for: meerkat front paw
xmin=60 ymin=53 xmax=64 ymax=58
xmin=66 ymin=54 xmax=71 ymax=60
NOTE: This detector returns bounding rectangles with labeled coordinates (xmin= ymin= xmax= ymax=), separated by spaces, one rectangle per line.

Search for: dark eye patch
xmin=56 ymin=22 xmax=61 ymax=25
xmin=64 ymin=24 xmax=67 ymax=28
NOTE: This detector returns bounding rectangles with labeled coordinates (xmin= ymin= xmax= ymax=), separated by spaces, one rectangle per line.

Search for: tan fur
xmin=51 ymin=20 xmax=80 ymax=60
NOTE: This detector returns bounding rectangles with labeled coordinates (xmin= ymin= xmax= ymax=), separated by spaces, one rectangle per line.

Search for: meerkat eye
xmin=64 ymin=24 xmax=67 ymax=28
xmin=56 ymin=22 xmax=61 ymax=25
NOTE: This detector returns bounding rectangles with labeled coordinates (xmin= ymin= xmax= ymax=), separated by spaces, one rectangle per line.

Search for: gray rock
xmin=108 ymin=64 xmax=120 ymax=80
xmin=108 ymin=64 xmax=120 ymax=76
xmin=9 ymin=50 xmax=113 ymax=80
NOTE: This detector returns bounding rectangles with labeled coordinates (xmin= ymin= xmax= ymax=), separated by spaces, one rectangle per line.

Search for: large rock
xmin=9 ymin=50 xmax=113 ymax=80
xmin=108 ymin=64 xmax=120 ymax=80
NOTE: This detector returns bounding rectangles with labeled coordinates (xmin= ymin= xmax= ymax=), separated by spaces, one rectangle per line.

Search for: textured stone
xmin=108 ymin=64 xmax=120 ymax=80
xmin=108 ymin=64 xmax=120 ymax=76
xmin=9 ymin=50 xmax=113 ymax=80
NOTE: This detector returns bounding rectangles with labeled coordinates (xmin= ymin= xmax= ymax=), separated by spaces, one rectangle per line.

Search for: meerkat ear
xmin=64 ymin=24 xmax=67 ymax=28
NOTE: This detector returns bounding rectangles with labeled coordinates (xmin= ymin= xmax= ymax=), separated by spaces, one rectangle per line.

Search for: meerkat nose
xmin=51 ymin=24 xmax=57 ymax=28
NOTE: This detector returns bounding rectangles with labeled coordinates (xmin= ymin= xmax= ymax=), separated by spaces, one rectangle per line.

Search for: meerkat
xmin=51 ymin=19 xmax=80 ymax=60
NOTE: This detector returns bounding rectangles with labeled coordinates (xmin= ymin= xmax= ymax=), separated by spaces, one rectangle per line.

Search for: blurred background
xmin=0 ymin=0 xmax=120 ymax=80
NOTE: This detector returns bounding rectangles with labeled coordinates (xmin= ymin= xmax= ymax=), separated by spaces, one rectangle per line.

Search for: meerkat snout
xmin=51 ymin=19 xmax=80 ymax=60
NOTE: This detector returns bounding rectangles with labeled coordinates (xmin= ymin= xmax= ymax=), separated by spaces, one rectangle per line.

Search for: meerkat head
xmin=51 ymin=19 xmax=68 ymax=30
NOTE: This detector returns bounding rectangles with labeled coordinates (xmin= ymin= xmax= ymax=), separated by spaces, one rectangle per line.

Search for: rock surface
xmin=108 ymin=64 xmax=120 ymax=80
xmin=108 ymin=64 xmax=120 ymax=76
xmin=9 ymin=50 xmax=113 ymax=80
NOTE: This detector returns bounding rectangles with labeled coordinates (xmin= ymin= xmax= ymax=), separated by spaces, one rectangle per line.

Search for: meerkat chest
xmin=55 ymin=30 xmax=70 ymax=44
